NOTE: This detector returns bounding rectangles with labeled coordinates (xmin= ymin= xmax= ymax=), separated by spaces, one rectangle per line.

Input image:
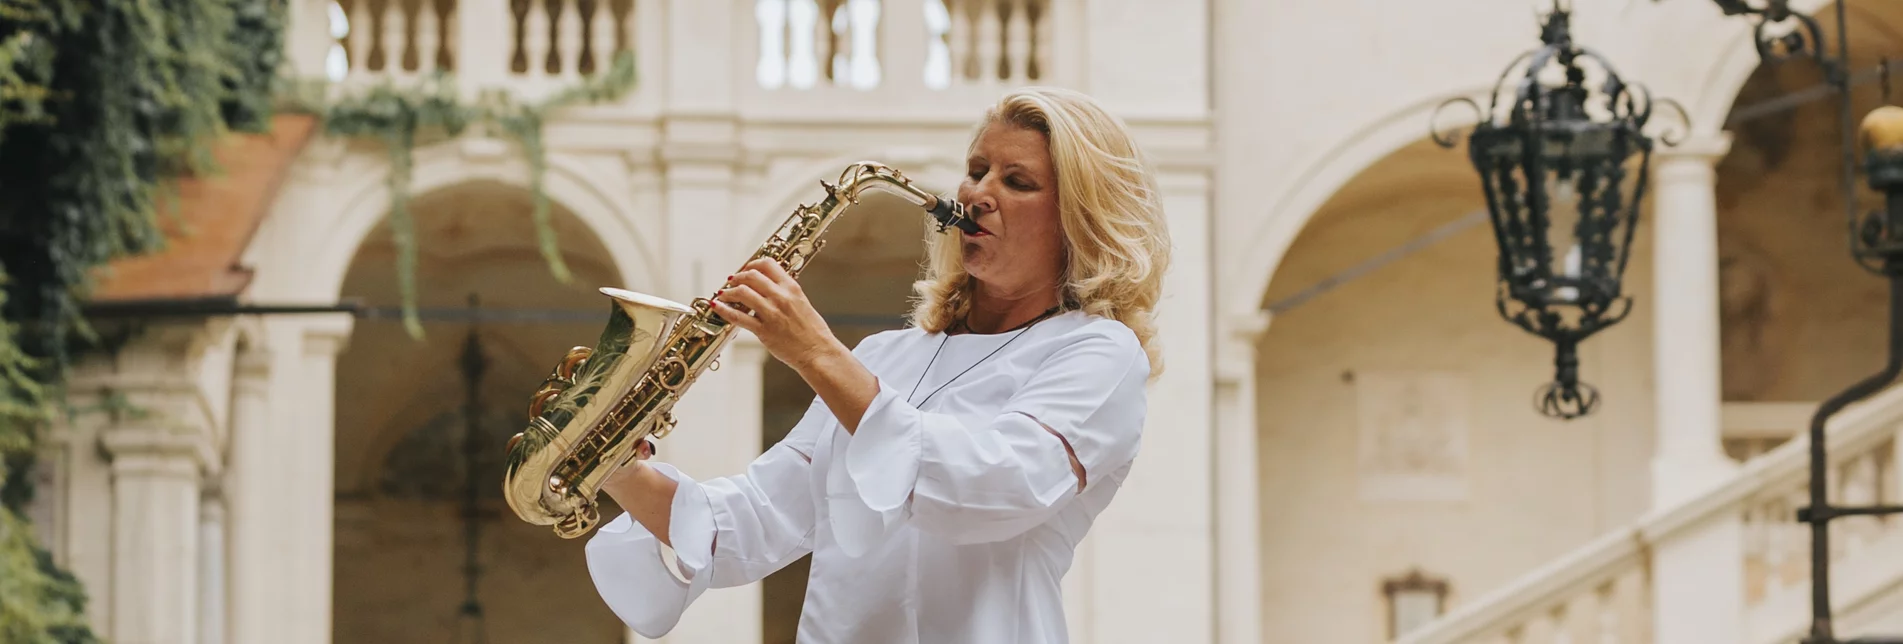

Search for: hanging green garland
xmin=0 ymin=0 xmax=287 ymax=639
xmin=288 ymin=51 xmax=638 ymax=338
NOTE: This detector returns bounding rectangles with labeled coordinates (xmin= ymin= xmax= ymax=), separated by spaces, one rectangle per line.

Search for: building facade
xmin=25 ymin=0 xmax=1903 ymax=643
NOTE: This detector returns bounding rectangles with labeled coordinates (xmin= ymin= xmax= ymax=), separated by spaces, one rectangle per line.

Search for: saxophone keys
xmin=652 ymin=412 xmax=678 ymax=440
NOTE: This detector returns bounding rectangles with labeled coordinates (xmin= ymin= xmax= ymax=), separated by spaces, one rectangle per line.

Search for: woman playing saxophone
xmin=583 ymin=86 xmax=1171 ymax=643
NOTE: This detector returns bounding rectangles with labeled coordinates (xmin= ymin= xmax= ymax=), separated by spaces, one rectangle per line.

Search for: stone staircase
xmin=1396 ymin=386 xmax=1903 ymax=644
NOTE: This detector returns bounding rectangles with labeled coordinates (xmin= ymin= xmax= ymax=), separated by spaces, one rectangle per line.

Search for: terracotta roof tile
xmin=90 ymin=113 xmax=319 ymax=302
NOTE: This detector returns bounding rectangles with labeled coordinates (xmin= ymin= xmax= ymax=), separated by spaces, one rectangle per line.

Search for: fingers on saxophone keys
xmin=717 ymin=284 xmax=771 ymax=317
xmin=710 ymin=298 xmax=760 ymax=330
xmin=725 ymin=268 xmax=779 ymax=296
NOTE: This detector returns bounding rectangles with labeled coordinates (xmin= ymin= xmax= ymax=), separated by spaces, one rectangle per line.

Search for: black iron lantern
xmin=1433 ymin=1 xmax=1683 ymax=420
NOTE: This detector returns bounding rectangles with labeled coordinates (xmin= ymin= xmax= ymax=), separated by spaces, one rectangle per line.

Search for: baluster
xmin=1522 ymin=609 xmax=1552 ymax=644
xmin=756 ymin=0 xmax=788 ymax=88
xmin=379 ymin=0 xmax=405 ymax=75
xmin=947 ymin=0 xmax=970 ymax=83
xmin=1842 ymin=450 xmax=1881 ymax=555
xmin=846 ymin=0 xmax=879 ymax=88
xmin=557 ymin=0 xmax=583 ymax=77
xmin=1593 ymin=580 xmax=1620 ymax=644
xmin=973 ymin=0 xmax=998 ymax=83
xmin=1788 ymin=488 xmax=1812 ymax=584
xmin=415 ymin=0 xmax=440 ymax=73
xmin=1560 ymin=591 xmax=1596 ymax=644
xmin=523 ymin=0 xmax=550 ymax=77
xmin=1743 ymin=501 xmax=1770 ymax=604
xmin=589 ymin=0 xmax=612 ymax=72
xmin=1890 ymin=435 xmax=1903 ymax=527
xmin=1006 ymin=0 xmax=1032 ymax=81
xmin=787 ymin=0 xmax=819 ymax=88
xmin=1614 ymin=567 xmax=1650 ymax=644
xmin=923 ymin=0 xmax=952 ymax=89
xmin=607 ymin=0 xmax=632 ymax=55
xmin=350 ymin=0 xmax=378 ymax=73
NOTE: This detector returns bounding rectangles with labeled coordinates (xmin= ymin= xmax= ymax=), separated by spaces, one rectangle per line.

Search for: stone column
xmin=647 ymin=331 xmax=769 ymax=643
xmin=1650 ymin=132 xmax=1739 ymax=509
xmin=1087 ymin=167 xmax=1215 ymax=644
xmin=644 ymin=5 xmax=750 ymax=639
xmin=198 ymin=490 xmax=226 ymax=644
xmin=223 ymin=343 xmax=277 ymax=644
xmin=1214 ymin=312 xmax=1270 ymax=644
xmin=102 ymin=427 xmax=209 ymax=644
xmin=1648 ymin=132 xmax=1744 ymax=644
xmin=278 ymin=313 xmax=353 ymax=644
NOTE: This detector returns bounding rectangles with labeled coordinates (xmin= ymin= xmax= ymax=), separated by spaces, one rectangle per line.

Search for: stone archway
xmin=1248 ymin=135 xmax=1661 ymax=644
xmin=1711 ymin=0 xmax=1903 ymax=407
xmin=330 ymin=179 xmax=631 ymax=644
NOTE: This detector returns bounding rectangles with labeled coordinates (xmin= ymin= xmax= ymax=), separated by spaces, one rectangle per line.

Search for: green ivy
xmin=287 ymin=51 xmax=639 ymax=338
xmin=0 ymin=0 xmax=287 ymax=640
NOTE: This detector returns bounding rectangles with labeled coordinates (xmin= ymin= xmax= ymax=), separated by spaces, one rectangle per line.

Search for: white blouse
xmin=584 ymin=311 xmax=1150 ymax=643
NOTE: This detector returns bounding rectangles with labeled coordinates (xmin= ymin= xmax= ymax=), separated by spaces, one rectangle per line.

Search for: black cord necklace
xmin=905 ymin=306 xmax=1062 ymax=409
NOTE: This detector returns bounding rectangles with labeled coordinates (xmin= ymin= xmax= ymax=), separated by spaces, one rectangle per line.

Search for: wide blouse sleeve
xmin=585 ymin=399 xmax=831 ymax=638
xmin=824 ymin=321 xmax=1149 ymax=554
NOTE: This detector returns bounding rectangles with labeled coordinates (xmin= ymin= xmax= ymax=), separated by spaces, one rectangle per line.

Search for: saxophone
xmin=503 ymin=161 xmax=977 ymax=539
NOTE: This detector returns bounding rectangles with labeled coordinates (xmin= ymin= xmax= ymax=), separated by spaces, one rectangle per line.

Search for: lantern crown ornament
xmin=1433 ymin=0 xmax=1688 ymax=420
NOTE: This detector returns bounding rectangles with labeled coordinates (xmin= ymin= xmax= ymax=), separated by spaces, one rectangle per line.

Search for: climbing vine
xmin=288 ymin=50 xmax=638 ymax=338
xmin=0 ymin=0 xmax=288 ymax=639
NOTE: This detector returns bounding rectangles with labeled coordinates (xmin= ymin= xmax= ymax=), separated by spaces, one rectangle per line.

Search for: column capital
xmin=1656 ymin=132 xmax=1734 ymax=167
xmin=101 ymin=427 xmax=213 ymax=480
xmin=298 ymin=312 xmax=355 ymax=357
xmin=234 ymin=345 xmax=272 ymax=386
xmin=1215 ymin=312 xmax=1271 ymax=385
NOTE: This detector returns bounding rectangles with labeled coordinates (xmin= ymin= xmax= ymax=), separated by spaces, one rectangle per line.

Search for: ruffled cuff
xmin=584 ymin=463 xmax=716 ymax=637
xmin=655 ymin=463 xmax=717 ymax=579
xmin=825 ymin=378 xmax=924 ymax=557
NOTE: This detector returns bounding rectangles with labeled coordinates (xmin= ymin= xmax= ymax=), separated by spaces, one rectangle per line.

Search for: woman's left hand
xmin=712 ymin=257 xmax=846 ymax=373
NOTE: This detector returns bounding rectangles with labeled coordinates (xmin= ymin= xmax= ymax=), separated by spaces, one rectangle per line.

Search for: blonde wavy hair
xmin=908 ymin=87 xmax=1171 ymax=377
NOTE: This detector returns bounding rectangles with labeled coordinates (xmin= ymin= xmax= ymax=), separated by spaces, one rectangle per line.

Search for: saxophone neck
xmin=833 ymin=162 xmax=980 ymax=235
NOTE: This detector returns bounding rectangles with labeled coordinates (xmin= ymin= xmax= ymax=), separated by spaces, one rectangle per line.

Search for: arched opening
xmin=757 ymin=189 xmax=940 ymax=643
xmin=1250 ymin=136 xmax=1659 ymax=643
xmin=1714 ymin=0 xmax=1903 ymax=405
xmin=331 ymin=180 xmax=632 ymax=643
xmin=1709 ymin=0 xmax=1903 ymax=611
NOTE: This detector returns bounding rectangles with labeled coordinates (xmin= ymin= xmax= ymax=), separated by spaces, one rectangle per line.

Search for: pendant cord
xmin=905 ymin=307 xmax=1061 ymax=409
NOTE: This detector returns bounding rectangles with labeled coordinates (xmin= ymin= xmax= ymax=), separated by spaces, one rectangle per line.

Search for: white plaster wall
xmin=1247 ymin=138 xmax=1660 ymax=644
xmin=1210 ymin=0 xmax=1835 ymax=323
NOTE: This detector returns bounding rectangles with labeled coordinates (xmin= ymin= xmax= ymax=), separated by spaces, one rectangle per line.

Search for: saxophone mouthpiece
xmin=926 ymin=195 xmax=982 ymax=235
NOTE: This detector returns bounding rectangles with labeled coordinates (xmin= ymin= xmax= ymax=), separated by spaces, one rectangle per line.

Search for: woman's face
xmin=956 ymin=124 xmax=1065 ymax=299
